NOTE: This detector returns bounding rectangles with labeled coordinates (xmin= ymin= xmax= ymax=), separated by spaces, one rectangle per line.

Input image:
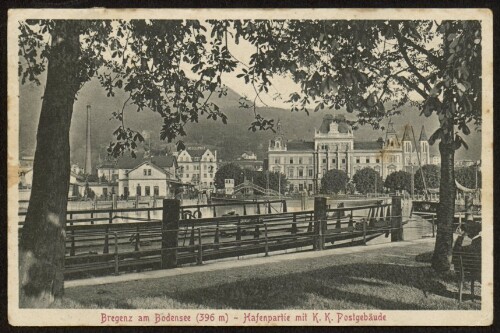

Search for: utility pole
xmin=410 ymin=163 xmax=414 ymax=199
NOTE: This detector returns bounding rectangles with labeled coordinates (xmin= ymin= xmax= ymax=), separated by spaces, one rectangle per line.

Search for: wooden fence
xmin=18 ymin=197 xmax=404 ymax=278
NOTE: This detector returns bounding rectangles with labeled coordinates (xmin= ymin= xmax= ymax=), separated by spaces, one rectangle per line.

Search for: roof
xmin=287 ymin=140 xmax=315 ymax=151
xmin=402 ymin=124 xmax=412 ymax=141
xmin=419 ymin=125 xmax=428 ymax=141
xmin=353 ymin=141 xmax=384 ymax=150
xmin=115 ymin=153 xmax=177 ymax=169
xmin=318 ymin=114 xmax=351 ymax=134
xmin=151 ymin=155 xmax=176 ymax=168
xmin=185 ymin=148 xmax=208 ymax=158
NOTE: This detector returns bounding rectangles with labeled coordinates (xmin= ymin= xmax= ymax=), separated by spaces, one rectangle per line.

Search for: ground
xmin=60 ymin=239 xmax=480 ymax=310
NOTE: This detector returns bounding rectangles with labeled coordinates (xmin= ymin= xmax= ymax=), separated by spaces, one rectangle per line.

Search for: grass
xmin=61 ymin=241 xmax=480 ymax=310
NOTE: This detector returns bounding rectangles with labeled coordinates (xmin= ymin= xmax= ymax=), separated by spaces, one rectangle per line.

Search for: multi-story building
xmin=175 ymin=147 xmax=218 ymax=192
xmin=268 ymin=114 xmax=431 ymax=193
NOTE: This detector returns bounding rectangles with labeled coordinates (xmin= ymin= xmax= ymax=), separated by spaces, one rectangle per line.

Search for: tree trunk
xmin=19 ymin=22 xmax=81 ymax=308
xmin=431 ymin=139 xmax=456 ymax=272
xmin=431 ymin=25 xmax=456 ymax=272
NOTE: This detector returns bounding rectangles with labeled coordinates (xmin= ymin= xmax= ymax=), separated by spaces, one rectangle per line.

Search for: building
xmin=241 ymin=151 xmax=257 ymax=160
xmin=96 ymin=153 xmax=180 ymax=198
xmin=268 ymin=114 xmax=431 ymax=193
xmin=175 ymin=147 xmax=217 ymax=192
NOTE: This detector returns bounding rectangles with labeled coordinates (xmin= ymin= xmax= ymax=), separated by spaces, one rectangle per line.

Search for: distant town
xmin=18 ymin=111 xmax=480 ymax=202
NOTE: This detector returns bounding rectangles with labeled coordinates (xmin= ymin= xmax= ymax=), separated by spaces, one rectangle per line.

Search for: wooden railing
xmin=18 ymin=198 xmax=403 ymax=278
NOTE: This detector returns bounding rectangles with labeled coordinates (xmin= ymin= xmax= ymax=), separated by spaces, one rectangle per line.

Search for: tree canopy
xmin=384 ymin=170 xmax=412 ymax=193
xmin=320 ymin=169 xmax=349 ymax=194
xmin=414 ymin=164 xmax=441 ymax=192
xmin=352 ymin=168 xmax=383 ymax=194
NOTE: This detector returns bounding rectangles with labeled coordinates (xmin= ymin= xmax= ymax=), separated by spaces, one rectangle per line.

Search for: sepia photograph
xmin=7 ymin=8 xmax=493 ymax=326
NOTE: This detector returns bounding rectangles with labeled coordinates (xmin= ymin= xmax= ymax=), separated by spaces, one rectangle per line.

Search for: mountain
xmin=19 ymin=78 xmax=481 ymax=168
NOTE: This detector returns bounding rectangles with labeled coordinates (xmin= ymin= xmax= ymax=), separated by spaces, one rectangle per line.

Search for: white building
xmin=176 ymin=147 xmax=217 ymax=192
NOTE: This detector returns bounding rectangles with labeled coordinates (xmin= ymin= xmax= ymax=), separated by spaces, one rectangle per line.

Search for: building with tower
xmin=268 ymin=114 xmax=431 ymax=194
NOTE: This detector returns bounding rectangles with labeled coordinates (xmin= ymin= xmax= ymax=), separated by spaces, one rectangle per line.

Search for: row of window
xmin=132 ymin=185 xmax=160 ymax=196
xmin=179 ymin=164 xmax=215 ymax=171
xmin=183 ymin=173 xmax=214 ymax=179
xmin=178 ymin=156 xmax=214 ymax=162
xmin=289 ymin=183 xmax=314 ymax=192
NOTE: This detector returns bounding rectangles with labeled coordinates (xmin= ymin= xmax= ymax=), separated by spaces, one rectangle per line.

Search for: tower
xmin=384 ymin=119 xmax=400 ymax=149
xmin=401 ymin=124 xmax=413 ymax=169
xmin=419 ymin=125 xmax=430 ymax=165
xmin=84 ymin=104 xmax=92 ymax=175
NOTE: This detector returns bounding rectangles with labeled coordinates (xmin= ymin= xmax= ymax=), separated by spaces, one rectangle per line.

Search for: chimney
xmin=84 ymin=105 xmax=92 ymax=174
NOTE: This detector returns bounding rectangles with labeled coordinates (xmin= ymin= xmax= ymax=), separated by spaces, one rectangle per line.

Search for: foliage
xmin=352 ymin=168 xmax=383 ymax=194
xmin=320 ymin=169 xmax=349 ymax=194
xmin=99 ymin=174 xmax=107 ymax=183
xmin=414 ymin=164 xmax=441 ymax=192
xmin=455 ymin=165 xmax=481 ymax=189
xmin=384 ymin=170 xmax=412 ymax=193
xmin=248 ymin=170 xmax=287 ymax=195
xmin=214 ymin=163 xmax=244 ymax=189
xmin=83 ymin=182 xmax=95 ymax=199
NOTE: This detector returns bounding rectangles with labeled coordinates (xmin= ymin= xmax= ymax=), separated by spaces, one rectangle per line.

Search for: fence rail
xmin=18 ymin=197 xmax=405 ymax=278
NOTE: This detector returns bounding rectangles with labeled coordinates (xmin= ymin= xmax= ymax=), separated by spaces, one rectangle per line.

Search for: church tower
xmin=401 ymin=124 xmax=413 ymax=167
xmin=419 ymin=125 xmax=430 ymax=165
xmin=269 ymin=119 xmax=286 ymax=151
xmin=384 ymin=119 xmax=400 ymax=149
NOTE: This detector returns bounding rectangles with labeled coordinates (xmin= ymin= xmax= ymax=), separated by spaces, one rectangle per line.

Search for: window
xmin=274 ymin=158 xmax=279 ymax=164
xmin=136 ymin=186 xmax=141 ymax=196
xmin=298 ymin=168 xmax=304 ymax=177
xmin=154 ymin=186 xmax=159 ymax=196
xmin=356 ymin=158 xmax=360 ymax=163
xmin=298 ymin=157 xmax=303 ymax=164
xmin=299 ymin=184 xmax=304 ymax=191
xmin=143 ymin=169 xmax=147 ymax=176
xmin=289 ymin=157 xmax=294 ymax=164
xmin=366 ymin=158 xmax=370 ymax=163
xmin=308 ymin=184 xmax=313 ymax=192
xmin=145 ymin=186 xmax=151 ymax=196
xmin=148 ymin=169 xmax=151 ymax=176
xmin=186 ymin=174 xmax=189 ymax=178
xmin=342 ymin=158 xmax=346 ymax=164
xmin=322 ymin=159 xmax=326 ymax=164
xmin=308 ymin=157 xmax=313 ymax=164
xmin=209 ymin=182 xmax=212 ymax=186
xmin=288 ymin=168 xmax=294 ymax=178
xmin=332 ymin=159 xmax=336 ymax=164
xmin=376 ymin=158 xmax=380 ymax=163
xmin=204 ymin=173 xmax=207 ymax=178
xmin=124 ymin=187 xmax=129 ymax=197
xmin=289 ymin=184 xmax=295 ymax=192
xmin=308 ymin=169 xmax=313 ymax=177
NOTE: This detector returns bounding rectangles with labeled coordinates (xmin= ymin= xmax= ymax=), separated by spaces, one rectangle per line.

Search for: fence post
xmin=69 ymin=213 xmax=75 ymax=256
xmin=236 ymin=217 xmax=242 ymax=246
xmin=291 ymin=213 xmax=297 ymax=234
xmin=197 ymin=228 xmax=203 ymax=265
xmin=135 ymin=195 xmax=139 ymax=208
xmin=243 ymin=204 xmax=247 ymax=216
xmin=112 ymin=194 xmax=117 ymax=210
xmin=362 ymin=219 xmax=367 ymax=245
xmin=264 ymin=223 xmax=269 ymax=256
xmin=162 ymin=199 xmax=180 ymax=269
xmin=314 ymin=197 xmax=327 ymax=250
xmin=282 ymin=199 xmax=287 ymax=213
xmin=391 ymin=196 xmax=403 ymax=242
xmin=465 ymin=194 xmax=474 ymax=223
xmin=113 ymin=232 xmax=119 ymax=275
xmin=256 ymin=202 xmax=261 ymax=214
xmin=431 ymin=215 xmax=435 ymax=238
xmin=336 ymin=202 xmax=344 ymax=229
xmin=267 ymin=200 xmax=272 ymax=214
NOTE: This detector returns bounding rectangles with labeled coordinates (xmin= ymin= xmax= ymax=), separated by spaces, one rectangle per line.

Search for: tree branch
xmin=399 ymin=36 xmax=444 ymax=68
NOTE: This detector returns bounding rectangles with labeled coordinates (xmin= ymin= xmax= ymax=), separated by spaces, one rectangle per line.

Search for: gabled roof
xmin=151 ymin=155 xmax=177 ymax=168
xmin=287 ymin=140 xmax=315 ymax=151
xmin=186 ymin=148 xmax=208 ymax=158
xmin=353 ymin=141 xmax=384 ymax=150
xmin=127 ymin=160 xmax=175 ymax=178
